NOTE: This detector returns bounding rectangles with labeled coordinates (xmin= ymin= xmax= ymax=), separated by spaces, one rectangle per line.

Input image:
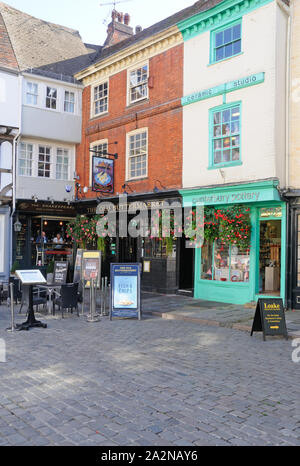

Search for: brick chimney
xmin=103 ymin=10 xmax=133 ymax=48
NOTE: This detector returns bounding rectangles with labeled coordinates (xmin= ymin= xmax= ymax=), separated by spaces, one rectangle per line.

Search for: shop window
xmin=210 ymin=102 xmax=241 ymax=168
xmin=201 ymin=239 xmax=250 ymax=282
xmin=211 ymin=21 xmax=242 ymax=63
xmin=143 ymin=238 xmax=169 ymax=258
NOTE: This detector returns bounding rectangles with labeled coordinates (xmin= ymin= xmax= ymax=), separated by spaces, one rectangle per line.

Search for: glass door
xmin=259 ymin=218 xmax=281 ymax=296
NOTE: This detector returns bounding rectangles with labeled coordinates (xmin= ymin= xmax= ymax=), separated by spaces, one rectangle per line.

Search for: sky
xmin=3 ymin=0 xmax=196 ymax=45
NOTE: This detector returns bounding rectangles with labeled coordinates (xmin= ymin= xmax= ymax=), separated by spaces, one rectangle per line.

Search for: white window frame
xmin=91 ymin=81 xmax=109 ymax=118
xmin=26 ymin=82 xmax=38 ymax=106
xmin=127 ymin=62 xmax=149 ymax=106
xmin=89 ymin=139 xmax=108 ymax=185
xmin=38 ymin=145 xmax=51 ymax=178
xmin=64 ymin=90 xmax=75 ymax=113
xmin=46 ymin=86 xmax=58 ymax=110
xmin=126 ymin=128 xmax=148 ymax=181
xmin=18 ymin=143 xmax=33 ymax=177
xmin=56 ymin=148 xmax=69 ymax=180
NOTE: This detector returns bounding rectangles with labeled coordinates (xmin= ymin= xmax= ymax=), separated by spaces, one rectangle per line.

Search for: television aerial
xmin=100 ymin=0 xmax=133 ymax=24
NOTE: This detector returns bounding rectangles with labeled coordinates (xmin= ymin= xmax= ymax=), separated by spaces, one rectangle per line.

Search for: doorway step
xmin=177 ymin=289 xmax=193 ymax=297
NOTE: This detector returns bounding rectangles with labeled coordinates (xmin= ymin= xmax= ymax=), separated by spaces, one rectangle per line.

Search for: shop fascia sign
xmin=86 ymin=199 xmax=181 ymax=214
xmin=182 ymin=182 xmax=281 ymax=207
xmin=181 ymin=72 xmax=265 ymax=106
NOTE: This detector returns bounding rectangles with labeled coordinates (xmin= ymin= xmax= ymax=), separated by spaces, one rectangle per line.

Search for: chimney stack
xmin=103 ymin=10 xmax=134 ymax=48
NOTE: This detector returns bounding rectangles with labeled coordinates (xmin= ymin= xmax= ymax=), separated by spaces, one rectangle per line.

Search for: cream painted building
xmin=178 ymin=0 xmax=290 ymax=306
xmin=180 ymin=0 xmax=289 ymax=188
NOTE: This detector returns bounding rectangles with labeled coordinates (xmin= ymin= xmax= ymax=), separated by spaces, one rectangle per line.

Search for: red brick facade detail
xmin=76 ymin=43 xmax=183 ymax=199
xmin=0 ymin=12 xmax=18 ymax=71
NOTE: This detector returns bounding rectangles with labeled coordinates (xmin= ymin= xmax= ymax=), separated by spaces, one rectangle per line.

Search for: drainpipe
xmin=277 ymin=0 xmax=291 ymax=308
xmin=10 ymin=74 xmax=22 ymax=270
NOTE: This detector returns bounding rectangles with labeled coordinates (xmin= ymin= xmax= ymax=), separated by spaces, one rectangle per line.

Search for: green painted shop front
xmin=180 ymin=180 xmax=286 ymax=305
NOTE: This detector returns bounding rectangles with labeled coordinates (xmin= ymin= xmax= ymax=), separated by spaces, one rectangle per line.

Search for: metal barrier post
xmin=86 ymin=277 xmax=100 ymax=322
xmin=6 ymin=283 xmax=16 ymax=332
xmin=81 ymin=279 xmax=85 ymax=316
xmin=103 ymin=277 xmax=108 ymax=316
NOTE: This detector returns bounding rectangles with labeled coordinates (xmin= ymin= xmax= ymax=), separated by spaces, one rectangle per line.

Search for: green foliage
xmin=10 ymin=260 xmax=20 ymax=274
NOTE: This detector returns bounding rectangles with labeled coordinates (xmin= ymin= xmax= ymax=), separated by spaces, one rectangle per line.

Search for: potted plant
xmin=10 ymin=260 xmax=20 ymax=276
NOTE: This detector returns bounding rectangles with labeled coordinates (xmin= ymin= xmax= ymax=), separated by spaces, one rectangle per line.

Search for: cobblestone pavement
xmin=0 ymin=305 xmax=299 ymax=446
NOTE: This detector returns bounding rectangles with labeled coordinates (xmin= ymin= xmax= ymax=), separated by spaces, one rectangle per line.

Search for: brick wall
xmin=76 ymin=43 xmax=183 ymax=198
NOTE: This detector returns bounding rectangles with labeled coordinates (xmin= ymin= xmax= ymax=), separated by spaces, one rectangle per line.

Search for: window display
xmin=201 ymin=240 xmax=250 ymax=282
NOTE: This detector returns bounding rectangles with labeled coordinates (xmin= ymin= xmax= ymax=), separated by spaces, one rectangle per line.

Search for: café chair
xmin=35 ymin=245 xmax=45 ymax=266
xmin=54 ymin=282 xmax=79 ymax=318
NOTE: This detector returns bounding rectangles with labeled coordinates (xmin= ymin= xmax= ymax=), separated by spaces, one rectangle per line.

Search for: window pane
xmin=233 ymin=40 xmax=241 ymax=55
xmin=215 ymin=31 xmax=223 ymax=47
xmin=214 ymin=241 xmax=230 ymax=281
xmin=216 ymin=47 xmax=224 ymax=61
xmin=232 ymin=148 xmax=240 ymax=160
xmin=232 ymin=24 xmax=241 ymax=40
xmin=224 ymin=43 xmax=233 ymax=58
xmin=230 ymin=246 xmax=250 ymax=282
xmin=201 ymin=241 xmax=213 ymax=280
xmin=224 ymin=27 xmax=232 ymax=44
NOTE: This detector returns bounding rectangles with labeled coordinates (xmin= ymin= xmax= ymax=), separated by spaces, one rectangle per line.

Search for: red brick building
xmin=74 ymin=9 xmax=196 ymax=293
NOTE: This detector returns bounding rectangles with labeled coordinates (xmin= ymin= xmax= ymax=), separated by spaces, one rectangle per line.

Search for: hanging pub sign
xmin=110 ymin=263 xmax=141 ymax=320
xmin=53 ymin=261 xmax=68 ymax=285
xmin=92 ymin=156 xmax=114 ymax=194
xmin=250 ymin=298 xmax=288 ymax=341
xmin=82 ymin=251 xmax=101 ymax=286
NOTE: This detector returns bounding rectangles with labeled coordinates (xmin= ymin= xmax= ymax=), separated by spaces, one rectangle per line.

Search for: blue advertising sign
xmin=110 ymin=263 xmax=141 ymax=320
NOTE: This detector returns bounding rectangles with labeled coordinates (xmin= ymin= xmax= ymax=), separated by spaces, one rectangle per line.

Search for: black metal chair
xmin=54 ymin=282 xmax=79 ymax=318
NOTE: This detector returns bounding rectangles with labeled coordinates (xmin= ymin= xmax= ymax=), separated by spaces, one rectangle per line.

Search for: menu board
xmin=15 ymin=269 xmax=46 ymax=285
xmin=251 ymin=298 xmax=288 ymax=340
xmin=110 ymin=263 xmax=141 ymax=320
xmin=53 ymin=261 xmax=68 ymax=285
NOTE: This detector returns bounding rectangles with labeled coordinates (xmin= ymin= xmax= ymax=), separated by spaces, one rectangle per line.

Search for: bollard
xmin=6 ymin=283 xmax=16 ymax=332
xmin=81 ymin=279 xmax=85 ymax=316
xmin=100 ymin=277 xmax=104 ymax=316
xmin=86 ymin=277 xmax=100 ymax=322
xmin=103 ymin=277 xmax=108 ymax=316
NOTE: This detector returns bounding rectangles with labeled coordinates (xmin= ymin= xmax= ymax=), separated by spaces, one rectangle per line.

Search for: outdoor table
xmin=36 ymin=284 xmax=61 ymax=315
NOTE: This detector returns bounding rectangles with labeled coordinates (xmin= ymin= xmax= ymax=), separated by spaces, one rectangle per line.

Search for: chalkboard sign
xmin=250 ymin=298 xmax=288 ymax=341
xmin=110 ymin=263 xmax=141 ymax=320
xmin=53 ymin=261 xmax=68 ymax=285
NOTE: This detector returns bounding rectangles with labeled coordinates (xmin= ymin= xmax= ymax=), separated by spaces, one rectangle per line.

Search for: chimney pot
xmin=124 ymin=13 xmax=130 ymax=25
xmin=135 ymin=25 xmax=143 ymax=34
xmin=117 ymin=12 xmax=124 ymax=23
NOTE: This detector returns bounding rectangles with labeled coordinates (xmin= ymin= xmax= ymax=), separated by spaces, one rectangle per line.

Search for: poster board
xmin=73 ymin=248 xmax=84 ymax=283
xmin=82 ymin=251 xmax=101 ymax=287
xmin=53 ymin=261 xmax=68 ymax=285
xmin=110 ymin=263 xmax=141 ymax=320
xmin=250 ymin=298 xmax=288 ymax=341
xmin=15 ymin=269 xmax=46 ymax=285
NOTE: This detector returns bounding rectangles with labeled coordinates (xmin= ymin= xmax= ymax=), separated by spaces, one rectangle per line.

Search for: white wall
xmin=0 ymin=70 xmax=19 ymax=128
xmin=16 ymin=138 xmax=75 ymax=202
xmin=0 ymin=214 xmax=5 ymax=273
xmin=182 ymin=1 xmax=287 ymax=189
